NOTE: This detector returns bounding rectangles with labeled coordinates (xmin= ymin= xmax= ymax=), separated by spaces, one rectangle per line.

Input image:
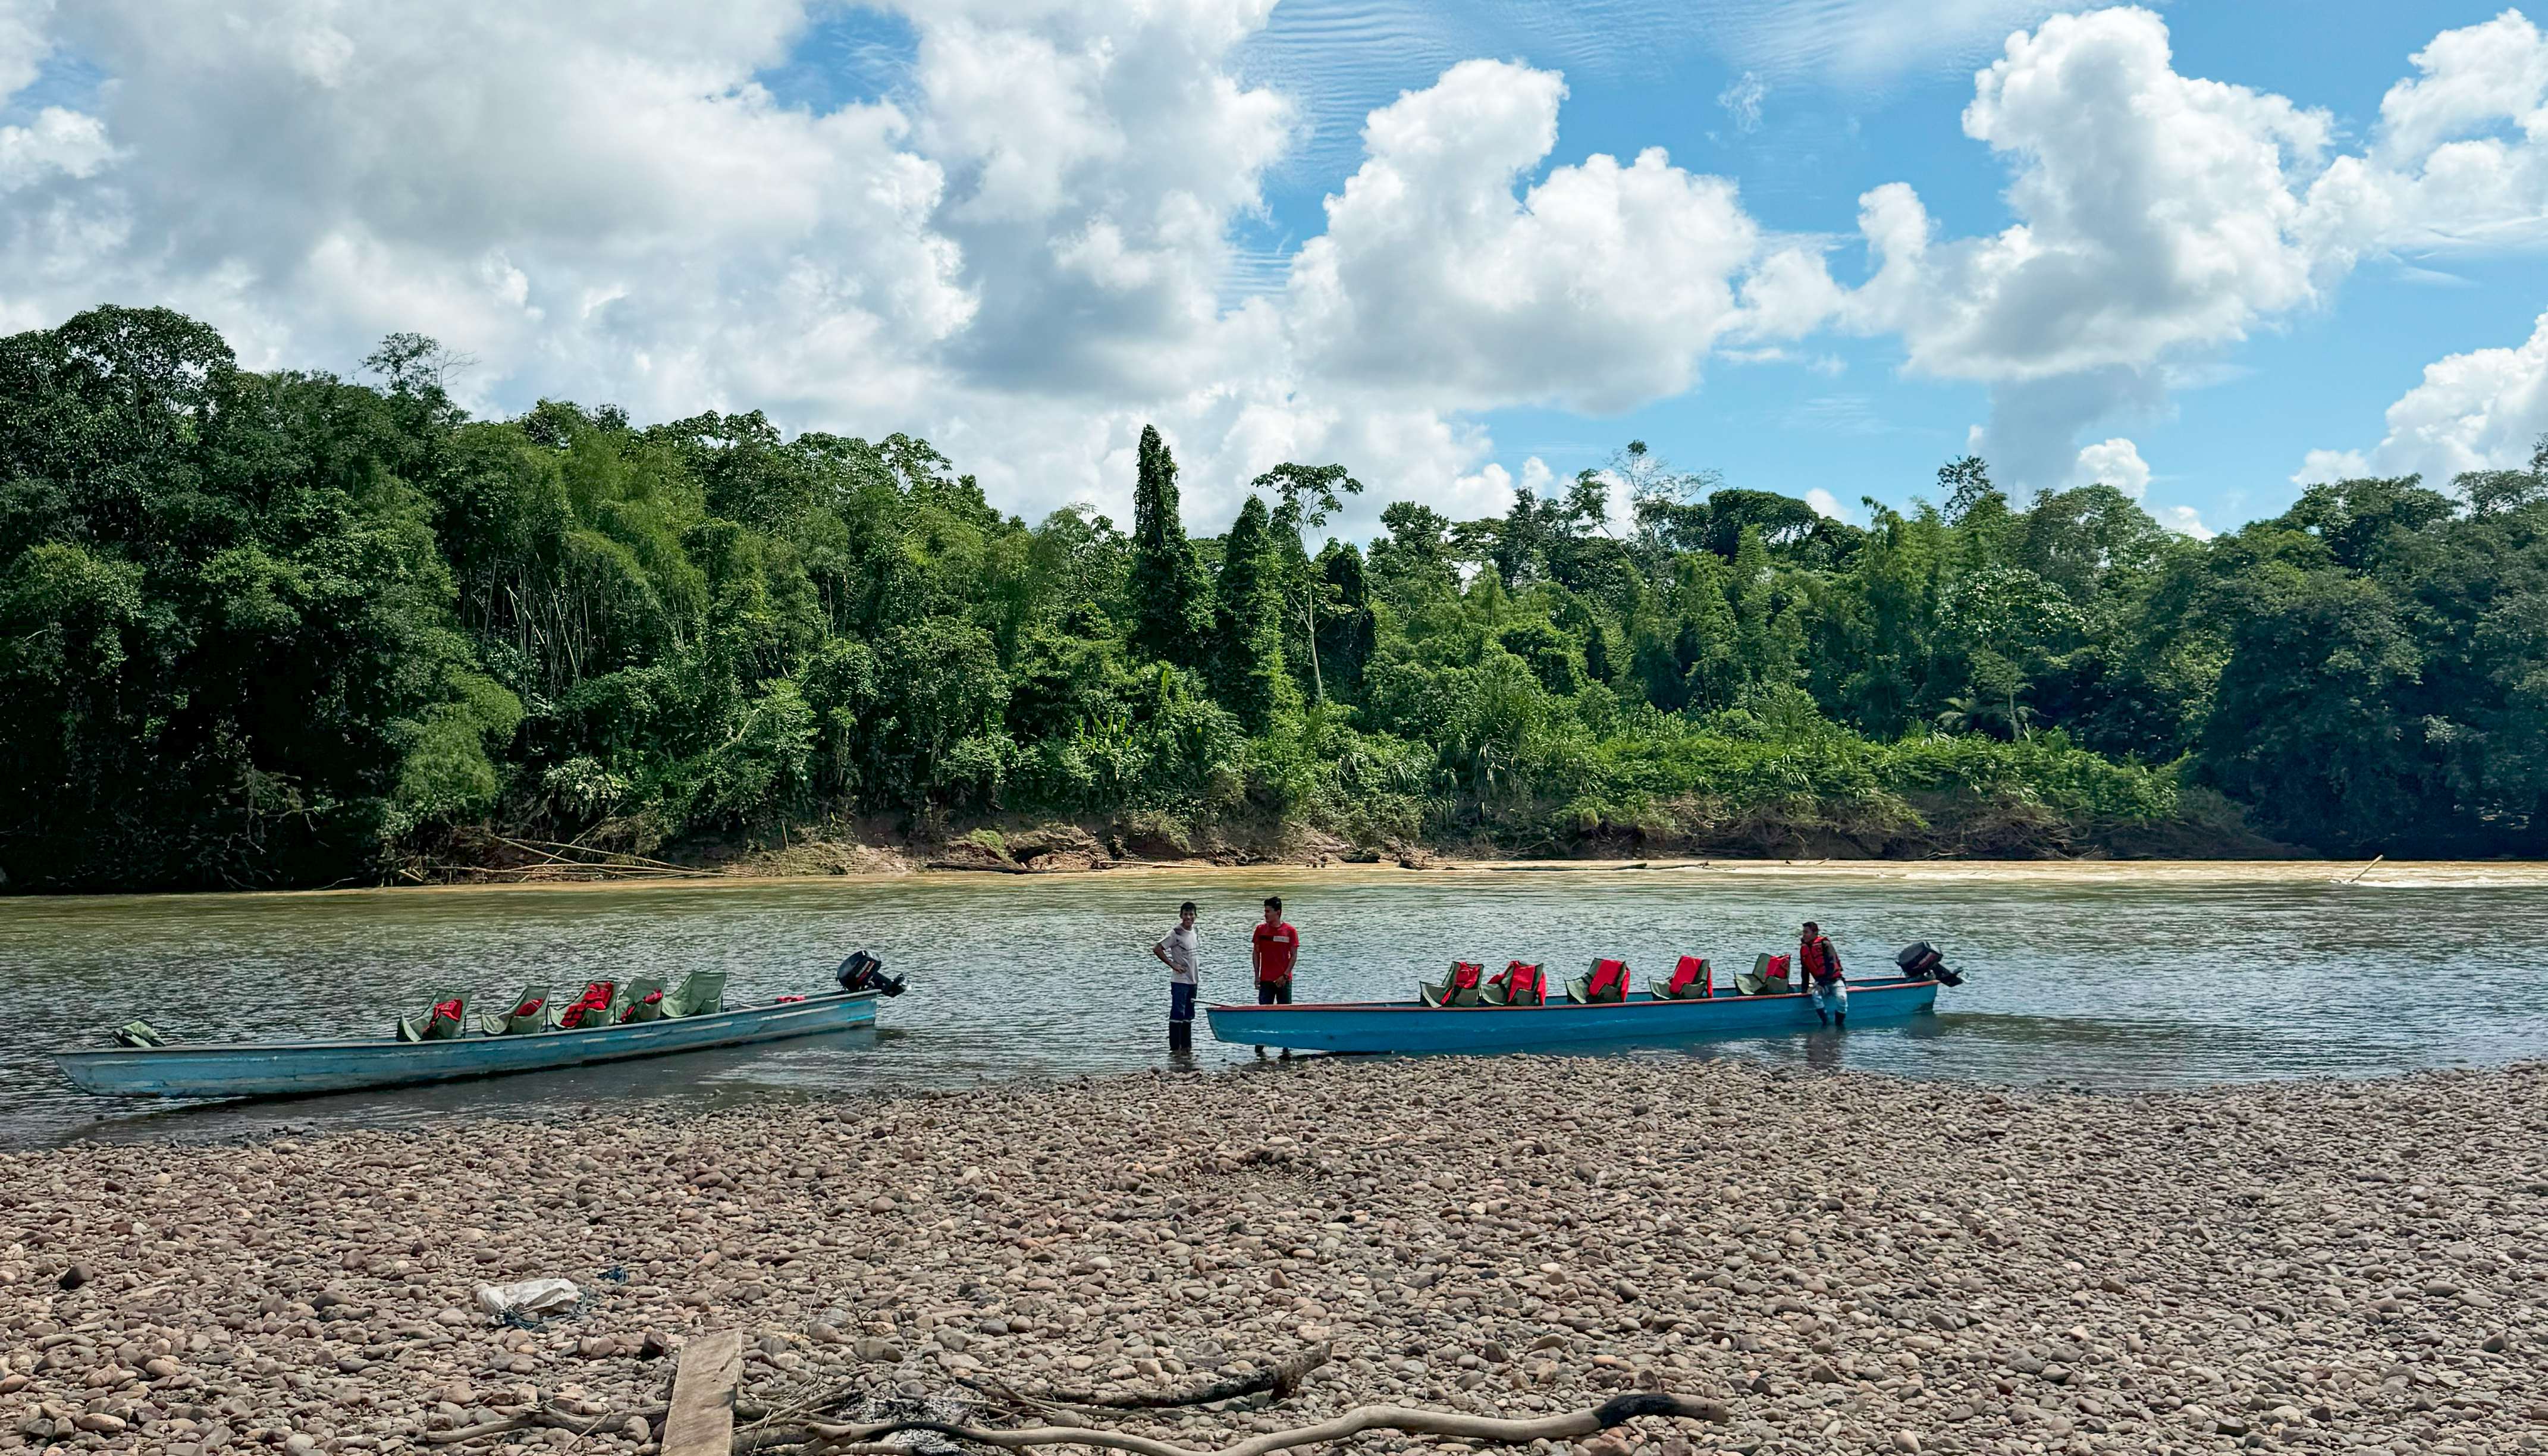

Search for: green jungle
xmin=7 ymin=305 xmax=2548 ymax=891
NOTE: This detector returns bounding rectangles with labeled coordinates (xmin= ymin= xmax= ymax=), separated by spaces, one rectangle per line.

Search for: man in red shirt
xmin=1252 ymin=898 xmax=1299 ymax=994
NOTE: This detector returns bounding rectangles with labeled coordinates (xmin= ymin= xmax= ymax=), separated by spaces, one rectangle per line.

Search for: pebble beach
xmin=3 ymin=1055 xmax=2543 ymax=1456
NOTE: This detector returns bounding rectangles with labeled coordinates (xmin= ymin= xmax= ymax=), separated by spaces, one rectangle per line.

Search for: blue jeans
xmin=1169 ymin=982 xmax=1197 ymax=1023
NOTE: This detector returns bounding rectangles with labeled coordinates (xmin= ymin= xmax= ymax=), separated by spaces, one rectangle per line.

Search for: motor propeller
xmin=834 ymin=950 xmax=907 ymax=996
xmin=1895 ymin=941 xmax=1966 ymax=987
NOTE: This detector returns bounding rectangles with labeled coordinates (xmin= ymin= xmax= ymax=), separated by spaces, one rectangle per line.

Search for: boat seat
xmin=616 ymin=978 xmax=667 ymax=1024
xmin=111 ymin=1019 xmax=168 ymax=1048
xmin=549 ymin=980 xmax=617 ymax=1030
xmin=478 ymin=988 xmax=549 ymax=1036
xmin=1564 ymin=957 xmax=1631 ymax=1005
xmin=1650 ymin=955 xmax=1711 ymax=1000
xmin=1420 ymin=961 xmax=1486 ymax=1007
xmin=663 ymin=971 xmax=726 ymax=1018
xmin=1481 ymin=961 xmax=1546 ymax=1007
xmin=397 ymin=990 xmax=467 ymax=1043
xmin=1734 ymin=952 xmax=1791 ymax=996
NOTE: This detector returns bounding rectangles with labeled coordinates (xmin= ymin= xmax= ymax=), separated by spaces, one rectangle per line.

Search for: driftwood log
xmin=426 ymin=1383 xmax=1726 ymax=1455
xmin=791 ymin=1391 xmax=1733 ymax=1456
xmin=420 ymin=1339 xmax=1728 ymax=1456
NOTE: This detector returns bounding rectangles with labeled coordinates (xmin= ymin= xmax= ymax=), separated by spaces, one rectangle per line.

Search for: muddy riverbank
xmin=5 ymin=1055 xmax=2543 ymax=1456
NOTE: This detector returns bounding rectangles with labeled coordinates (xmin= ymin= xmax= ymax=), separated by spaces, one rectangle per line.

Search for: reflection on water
xmin=4 ymin=864 xmax=2543 ymax=1146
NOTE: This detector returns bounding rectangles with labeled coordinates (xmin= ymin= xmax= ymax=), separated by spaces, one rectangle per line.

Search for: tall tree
xmin=1211 ymin=495 xmax=1294 ymax=731
xmin=1316 ymin=541 xmax=1377 ymax=701
xmin=1937 ymin=456 xmax=2002 ymax=523
xmin=1249 ymin=460 xmax=1363 ymax=702
xmin=1127 ymin=425 xmax=1213 ymax=667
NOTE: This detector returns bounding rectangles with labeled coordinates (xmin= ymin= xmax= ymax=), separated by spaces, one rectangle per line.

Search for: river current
xmin=4 ymin=861 xmax=2541 ymax=1146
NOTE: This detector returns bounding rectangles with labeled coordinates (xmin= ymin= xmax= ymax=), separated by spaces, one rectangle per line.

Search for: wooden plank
xmin=662 ymin=1329 xmax=745 ymax=1456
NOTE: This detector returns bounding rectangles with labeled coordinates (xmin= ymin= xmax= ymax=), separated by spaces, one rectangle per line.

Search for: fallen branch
xmin=464 ymin=862 xmax=698 ymax=878
xmin=971 ymin=1344 xmax=1331 ymax=1411
xmin=498 ymin=834 xmax=703 ymax=874
xmin=475 ymin=833 xmax=712 ymax=877
xmin=792 ymin=1390 xmax=1731 ymax=1456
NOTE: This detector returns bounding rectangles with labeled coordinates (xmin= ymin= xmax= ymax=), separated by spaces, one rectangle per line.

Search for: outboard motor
xmin=835 ymin=950 xmax=907 ymax=997
xmin=1895 ymin=941 xmax=1966 ymax=987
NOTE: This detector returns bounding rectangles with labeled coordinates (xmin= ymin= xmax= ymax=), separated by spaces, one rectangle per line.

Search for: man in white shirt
xmin=1151 ymin=900 xmax=1200 ymax=1051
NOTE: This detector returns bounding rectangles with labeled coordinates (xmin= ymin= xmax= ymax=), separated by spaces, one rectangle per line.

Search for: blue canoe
xmin=1206 ymin=976 xmax=1940 ymax=1053
xmin=54 ymin=989 xmax=881 ymax=1099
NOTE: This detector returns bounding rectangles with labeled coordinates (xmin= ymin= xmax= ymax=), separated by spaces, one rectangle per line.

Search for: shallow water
xmin=4 ymin=862 xmax=2543 ymax=1146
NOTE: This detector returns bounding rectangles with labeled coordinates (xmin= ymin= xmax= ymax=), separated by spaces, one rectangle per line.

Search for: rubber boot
xmin=1815 ymin=1007 xmax=1830 ymax=1025
xmin=1168 ymin=1020 xmax=1192 ymax=1052
xmin=1834 ymin=1012 xmax=1846 ymax=1029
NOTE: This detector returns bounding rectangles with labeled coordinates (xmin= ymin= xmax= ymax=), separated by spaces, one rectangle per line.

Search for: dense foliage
xmin=7 ymin=307 xmax=2548 ymax=890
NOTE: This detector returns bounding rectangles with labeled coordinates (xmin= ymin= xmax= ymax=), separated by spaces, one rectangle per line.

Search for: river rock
xmin=0 ymin=1057 xmax=2539 ymax=1456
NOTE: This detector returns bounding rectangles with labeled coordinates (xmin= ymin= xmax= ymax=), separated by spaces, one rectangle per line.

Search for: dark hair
xmin=1179 ymin=901 xmax=1197 ymax=914
xmin=1802 ymin=921 xmax=1819 ymax=932
xmin=1264 ymin=896 xmax=1282 ymax=913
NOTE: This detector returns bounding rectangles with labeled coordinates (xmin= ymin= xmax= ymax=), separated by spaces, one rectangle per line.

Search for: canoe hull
xmin=1205 ymin=978 xmax=1937 ymax=1053
xmin=54 ymin=991 xmax=879 ymax=1099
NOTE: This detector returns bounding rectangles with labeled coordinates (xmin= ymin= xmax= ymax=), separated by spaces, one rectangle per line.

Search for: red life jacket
xmin=1762 ymin=953 xmax=1793 ymax=986
xmin=1496 ymin=961 xmax=1546 ymax=1006
xmin=1585 ymin=958 xmax=1630 ymax=1002
xmin=1799 ymin=936 xmax=1843 ymax=983
xmin=1667 ymin=955 xmax=1710 ymax=997
xmin=427 ymin=997 xmax=463 ymax=1034
xmin=558 ymin=981 xmax=616 ymax=1029
xmin=511 ymin=997 xmax=546 ymax=1020
xmin=619 ymin=987 xmax=666 ymax=1023
xmin=1448 ymin=961 xmax=1483 ymax=992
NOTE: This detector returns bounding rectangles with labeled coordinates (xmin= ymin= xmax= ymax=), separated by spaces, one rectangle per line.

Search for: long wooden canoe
xmin=1204 ymin=977 xmax=1938 ymax=1053
xmin=54 ymin=989 xmax=881 ymax=1099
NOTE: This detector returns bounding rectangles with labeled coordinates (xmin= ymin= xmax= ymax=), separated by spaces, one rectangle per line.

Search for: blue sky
xmin=8 ymin=0 xmax=2548 ymax=538
xmin=745 ymin=0 xmax=2548 ymax=531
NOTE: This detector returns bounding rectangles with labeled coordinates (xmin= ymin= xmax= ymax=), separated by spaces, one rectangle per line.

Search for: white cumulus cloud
xmin=1278 ymin=58 xmax=1765 ymax=415
xmin=2301 ymin=9 xmax=2548 ymax=266
xmin=2158 ymin=504 xmax=2213 ymax=539
xmin=0 ymin=2 xmax=1816 ymax=528
xmin=2066 ymin=437 xmax=2151 ymax=499
xmin=2299 ymin=308 xmax=2548 ymax=485
xmin=1804 ymin=487 xmax=1857 ymax=522
xmin=1844 ymin=7 xmax=2333 ymax=488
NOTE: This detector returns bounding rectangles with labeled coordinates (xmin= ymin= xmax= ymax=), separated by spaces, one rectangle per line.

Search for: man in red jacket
xmin=1800 ymin=921 xmax=1847 ymax=1028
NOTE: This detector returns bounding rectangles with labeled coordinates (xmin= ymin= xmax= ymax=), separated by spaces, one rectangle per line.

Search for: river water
xmin=5 ymin=861 xmax=2543 ymax=1146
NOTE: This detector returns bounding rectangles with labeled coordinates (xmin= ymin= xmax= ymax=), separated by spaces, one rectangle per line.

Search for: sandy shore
xmin=3 ymin=1056 xmax=2543 ymax=1456
xmin=90 ymin=857 xmax=2548 ymax=906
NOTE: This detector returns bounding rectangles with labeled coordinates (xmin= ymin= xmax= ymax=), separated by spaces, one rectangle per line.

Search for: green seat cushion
xmin=616 ymin=978 xmax=667 ymax=1024
xmin=664 ymin=971 xmax=726 ymax=1018
xmin=550 ymin=981 xmax=617 ymax=1030
xmin=398 ymin=990 xmax=467 ymax=1043
xmin=477 ymin=987 xmax=550 ymax=1036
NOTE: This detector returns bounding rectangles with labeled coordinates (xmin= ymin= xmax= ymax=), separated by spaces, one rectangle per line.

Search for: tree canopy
xmin=8 ymin=307 xmax=2548 ymax=890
